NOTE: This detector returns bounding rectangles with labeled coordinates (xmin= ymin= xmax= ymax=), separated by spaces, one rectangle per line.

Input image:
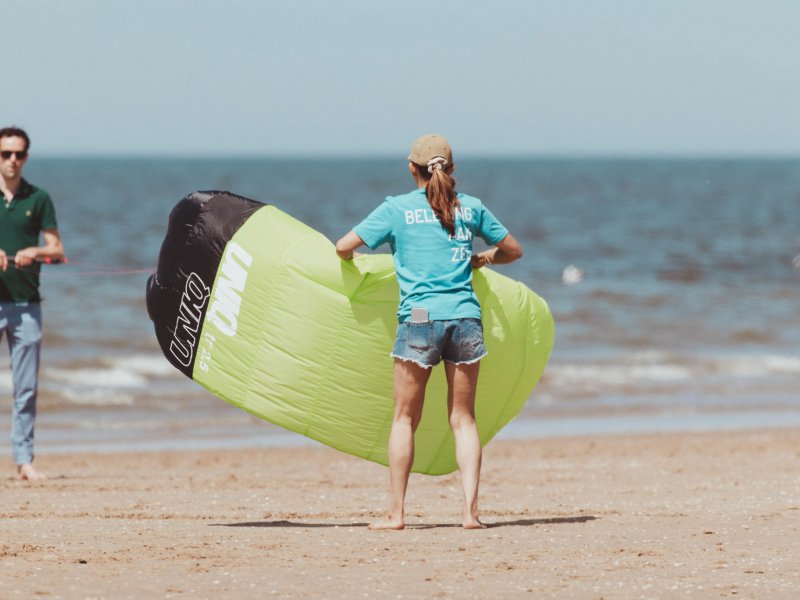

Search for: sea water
xmin=2 ymin=157 xmax=799 ymax=452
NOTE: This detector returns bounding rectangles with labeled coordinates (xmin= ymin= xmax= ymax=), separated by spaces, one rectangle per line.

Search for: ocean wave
xmin=60 ymin=389 xmax=136 ymax=406
xmin=587 ymin=290 xmax=669 ymax=308
xmin=43 ymin=353 xmax=177 ymax=387
xmin=45 ymin=366 xmax=149 ymax=388
xmin=729 ymin=328 xmax=777 ymax=344
xmin=712 ymin=355 xmax=800 ymax=377
xmin=542 ymin=352 xmax=800 ymax=395
xmin=548 ymin=364 xmax=691 ymax=387
xmin=106 ymin=353 xmax=177 ymax=377
xmin=35 ymin=353 xmax=182 ymax=407
xmin=657 ymin=264 xmax=704 ymax=283
xmin=10 ymin=348 xmax=800 ymax=410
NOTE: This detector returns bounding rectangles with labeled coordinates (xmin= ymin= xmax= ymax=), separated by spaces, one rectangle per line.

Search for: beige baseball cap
xmin=408 ymin=133 xmax=452 ymax=166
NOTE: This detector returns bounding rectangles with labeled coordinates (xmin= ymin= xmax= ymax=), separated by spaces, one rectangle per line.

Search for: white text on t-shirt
xmin=404 ymin=206 xmax=474 ymax=225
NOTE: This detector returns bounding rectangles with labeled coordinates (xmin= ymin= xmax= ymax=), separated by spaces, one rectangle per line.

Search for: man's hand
xmin=14 ymin=247 xmax=38 ymax=268
xmin=0 ymin=249 xmax=7 ymax=271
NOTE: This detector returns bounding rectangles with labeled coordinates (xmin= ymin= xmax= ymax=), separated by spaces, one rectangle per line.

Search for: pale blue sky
xmin=4 ymin=1 xmax=799 ymax=156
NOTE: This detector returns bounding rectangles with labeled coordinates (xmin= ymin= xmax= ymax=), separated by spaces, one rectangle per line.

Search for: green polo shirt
xmin=0 ymin=179 xmax=58 ymax=302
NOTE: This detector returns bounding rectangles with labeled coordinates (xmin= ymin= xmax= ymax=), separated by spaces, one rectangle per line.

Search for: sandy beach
xmin=2 ymin=429 xmax=799 ymax=599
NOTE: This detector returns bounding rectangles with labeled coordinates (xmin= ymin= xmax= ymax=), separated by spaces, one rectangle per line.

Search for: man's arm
xmin=14 ymin=228 xmax=65 ymax=268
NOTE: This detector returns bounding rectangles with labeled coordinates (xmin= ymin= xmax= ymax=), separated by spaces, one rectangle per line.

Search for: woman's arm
xmin=335 ymin=230 xmax=366 ymax=260
xmin=471 ymin=233 xmax=523 ymax=269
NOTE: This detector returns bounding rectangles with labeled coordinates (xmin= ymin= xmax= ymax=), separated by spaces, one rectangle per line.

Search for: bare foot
xmin=16 ymin=463 xmax=46 ymax=481
xmin=368 ymin=518 xmax=405 ymax=530
xmin=463 ymin=516 xmax=486 ymax=529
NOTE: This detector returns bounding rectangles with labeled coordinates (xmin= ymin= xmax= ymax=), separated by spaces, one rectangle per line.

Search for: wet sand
xmin=2 ymin=429 xmax=799 ymax=599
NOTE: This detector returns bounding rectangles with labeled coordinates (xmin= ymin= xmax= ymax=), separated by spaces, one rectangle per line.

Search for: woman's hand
xmin=471 ymin=252 xmax=492 ymax=269
xmin=472 ymin=235 xmax=523 ymax=269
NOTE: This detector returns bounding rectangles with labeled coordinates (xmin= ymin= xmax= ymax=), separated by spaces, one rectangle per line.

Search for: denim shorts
xmin=391 ymin=318 xmax=487 ymax=369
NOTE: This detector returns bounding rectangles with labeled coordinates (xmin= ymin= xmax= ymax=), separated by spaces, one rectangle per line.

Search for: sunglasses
xmin=1 ymin=150 xmax=28 ymax=160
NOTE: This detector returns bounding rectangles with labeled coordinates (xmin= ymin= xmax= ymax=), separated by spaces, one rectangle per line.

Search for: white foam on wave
xmin=61 ymin=389 xmax=135 ymax=406
xmin=1 ymin=353 xmax=178 ymax=408
xmin=46 ymin=367 xmax=149 ymax=388
xmin=710 ymin=354 xmax=800 ymax=378
xmin=544 ymin=352 xmax=800 ymax=393
xmin=38 ymin=353 xmax=181 ymax=407
xmin=548 ymin=364 xmax=691 ymax=388
xmin=105 ymin=354 xmax=178 ymax=377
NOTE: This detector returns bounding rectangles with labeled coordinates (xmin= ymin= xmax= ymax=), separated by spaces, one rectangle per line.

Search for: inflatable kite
xmin=146 ymin=191 xmax=554 ymax=475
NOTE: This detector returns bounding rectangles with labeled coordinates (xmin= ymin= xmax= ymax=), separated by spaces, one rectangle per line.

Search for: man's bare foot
xmin=16 ymin=463 xmax=46 ymax=481
xmin=368 ymin=518 xmax=405 ymax=530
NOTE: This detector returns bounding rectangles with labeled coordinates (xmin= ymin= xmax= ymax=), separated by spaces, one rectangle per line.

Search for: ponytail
xmin=415 ymin=158 xmax=459 ymax=236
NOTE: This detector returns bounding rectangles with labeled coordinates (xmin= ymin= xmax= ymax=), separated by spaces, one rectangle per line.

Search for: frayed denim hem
xmin=444 ymin=351 xmax=487 ymax=366
xmin=390 ymin=353 xmax=435 ymax=369
xmin=390 ymin=351 xmax=487 ymax=369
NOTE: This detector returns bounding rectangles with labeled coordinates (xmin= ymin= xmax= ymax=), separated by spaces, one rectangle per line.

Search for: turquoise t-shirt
xmin=354 ymin=189 xmax=509 ymax=323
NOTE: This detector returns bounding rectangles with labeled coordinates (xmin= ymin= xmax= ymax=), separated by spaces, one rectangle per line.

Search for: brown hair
xmin=0 ymin=126 xmax=30 ymax=151
xmin=413 ymin=162 xmax=460 ymax=236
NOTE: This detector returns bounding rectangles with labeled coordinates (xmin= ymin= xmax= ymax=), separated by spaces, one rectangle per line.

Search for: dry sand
xmin=2 ymin=429 xmax=799 ymax=599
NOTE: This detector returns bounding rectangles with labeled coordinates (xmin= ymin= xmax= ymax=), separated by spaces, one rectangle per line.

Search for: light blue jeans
xmin=0 ymin=302 xmax=42 ymax=465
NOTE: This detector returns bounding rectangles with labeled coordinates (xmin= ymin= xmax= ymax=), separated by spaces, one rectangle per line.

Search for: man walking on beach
xmin=0 ymin=126 xmax=64 ymax=480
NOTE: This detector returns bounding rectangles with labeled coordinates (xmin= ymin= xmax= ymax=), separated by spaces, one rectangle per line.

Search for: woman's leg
xmin=369 ymin=359 xmax=431 ymax=530
xmin=444 ymin=360 xmax=485 ymax=528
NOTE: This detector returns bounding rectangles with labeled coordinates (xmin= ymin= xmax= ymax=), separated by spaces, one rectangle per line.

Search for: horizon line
xmin=31 ymin=150 xmax=800 ymax=161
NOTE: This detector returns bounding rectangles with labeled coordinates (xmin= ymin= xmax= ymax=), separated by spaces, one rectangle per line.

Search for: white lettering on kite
xmin=207 ymin=242 xmax=253 ymax=337
xmin=170 ymin=272 xmax=210 ymax=367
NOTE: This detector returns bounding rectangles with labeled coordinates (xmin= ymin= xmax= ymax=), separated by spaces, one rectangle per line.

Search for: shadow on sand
xmin=211 ymin=515 xmax=598 ymax=529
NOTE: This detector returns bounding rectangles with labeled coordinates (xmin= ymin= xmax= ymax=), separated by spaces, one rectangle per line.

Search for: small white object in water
xmin=793 ymin=255 xmax=800 ymax=271
xmin=562 ymin=264 xmax=586 ymax=285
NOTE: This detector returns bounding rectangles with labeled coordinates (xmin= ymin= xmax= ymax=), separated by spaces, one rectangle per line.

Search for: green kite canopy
xmin=147 ymin=191 xmax=554 ymax=475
